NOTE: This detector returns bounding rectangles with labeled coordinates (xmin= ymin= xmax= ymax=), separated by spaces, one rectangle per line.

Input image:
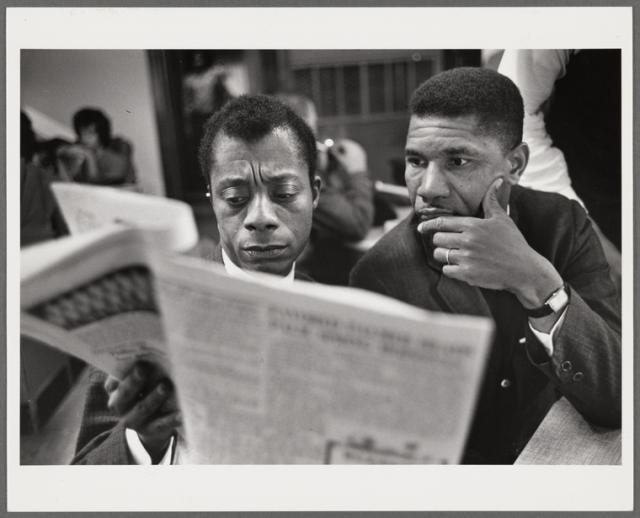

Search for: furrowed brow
xmin=404 ymin=147 xmax=425 ymax=157
xmin=217 ymin=175 xmax=248 ymax=188
xmin=262 ymin=171 xmax=301 ymax=183
xmin=443 ymin=145 xmax=479 ymax=156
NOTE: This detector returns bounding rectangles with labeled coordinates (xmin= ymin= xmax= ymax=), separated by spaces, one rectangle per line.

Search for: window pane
xmin=318 ymin=67 xmax=338 ymax=116
xmin=414 ymin=60 xmax=433 ymax=88
xmin=368 ymin=64 xmax=386 ymax=113
xmin=392 ymin=62 xmax=408 ymax=112
xmin=294 ymin=69 xmax=313 ymax=103
xmin=342 ymin=65 xmax=361 ymax=115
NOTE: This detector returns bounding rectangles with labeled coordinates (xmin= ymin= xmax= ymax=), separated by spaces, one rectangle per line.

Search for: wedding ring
xmin=446 ymin=248 xmax=453 ymax=265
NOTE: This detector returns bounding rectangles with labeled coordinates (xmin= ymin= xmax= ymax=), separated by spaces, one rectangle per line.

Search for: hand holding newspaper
xmin=21 ymin=184 xmax=494 ymax=464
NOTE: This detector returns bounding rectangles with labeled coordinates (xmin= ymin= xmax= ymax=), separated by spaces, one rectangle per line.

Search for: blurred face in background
xmin=208 ymin=128 xmax=321 ymax=276
xmin=78 ymin=124 xmax=101 ymax=150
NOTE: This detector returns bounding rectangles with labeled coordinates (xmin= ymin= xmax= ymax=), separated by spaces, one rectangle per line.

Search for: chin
xmin=251 ymin=260 xmax=293 ymax=277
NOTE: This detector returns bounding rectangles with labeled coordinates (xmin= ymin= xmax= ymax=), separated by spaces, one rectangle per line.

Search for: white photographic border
xmin=6 ymin=6 xmax=634 ymax=512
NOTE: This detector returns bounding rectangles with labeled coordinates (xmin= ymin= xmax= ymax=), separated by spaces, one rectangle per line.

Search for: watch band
xmin=525 ymin=283 xmax=570 ymax=318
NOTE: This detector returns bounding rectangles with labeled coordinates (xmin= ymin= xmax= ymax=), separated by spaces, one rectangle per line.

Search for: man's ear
xmin=312 ymin=175 xmax=322 ymax=209
xmin=505 ymin=142 xmax=529 ymax=184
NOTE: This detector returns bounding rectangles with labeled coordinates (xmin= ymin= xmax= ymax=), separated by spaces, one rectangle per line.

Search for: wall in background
xmin=21 ymin=49 xmax=165 ymax=196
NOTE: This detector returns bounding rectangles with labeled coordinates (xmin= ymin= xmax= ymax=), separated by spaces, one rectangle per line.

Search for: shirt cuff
xmin=528 ymin=307 xmax=568 ymax=357
xmin=125 ymin=428 xmax=175 ymax=465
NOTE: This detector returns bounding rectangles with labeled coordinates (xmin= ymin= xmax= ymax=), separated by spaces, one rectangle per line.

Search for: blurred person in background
xmin=276 ymin=93 xmax=374 ymax=285
xmin=20 ymin=111 xmax=68 ymax=247
xmin=57 ymin=107 xmax=136 ymax=186
xmin=498 ymin=49 xmax=621 ymax=290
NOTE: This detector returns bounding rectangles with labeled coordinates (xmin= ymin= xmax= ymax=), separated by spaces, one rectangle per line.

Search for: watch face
xmin=548 ymin=288 xmax=569 ymax=312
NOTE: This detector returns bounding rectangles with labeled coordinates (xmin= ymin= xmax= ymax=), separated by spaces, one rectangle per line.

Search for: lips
xmin=416 ymin=208 xmax=454 ymax=222
xmin=242 ymin=244 xmax=288 ymax=259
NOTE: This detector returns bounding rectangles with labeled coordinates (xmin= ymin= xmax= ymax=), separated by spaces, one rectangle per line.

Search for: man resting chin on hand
xmin=349 ymin=67 xmax=620 ymax=464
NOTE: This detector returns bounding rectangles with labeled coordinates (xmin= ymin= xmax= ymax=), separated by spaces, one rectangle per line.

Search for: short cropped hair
xmin=274 ymin=92 xmax=318 ymax=135
xmin=410 ymin=67 xmax=524 ymax=151
xmin=73 ymin=108 xmax=112 ymax=146
xmin=198 ymin=94 xmax=317 ymax=190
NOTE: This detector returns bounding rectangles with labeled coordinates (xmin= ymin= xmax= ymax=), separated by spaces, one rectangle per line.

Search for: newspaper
xmin=155 ymin=255 xmax=493 ymax=464
xmin=51 ymin=182 xmax=199 ymax=253
xmin=21 ymin=226 xmax=171 ymax=379
xmin=21 ymin=185 xmax=494 ymax=464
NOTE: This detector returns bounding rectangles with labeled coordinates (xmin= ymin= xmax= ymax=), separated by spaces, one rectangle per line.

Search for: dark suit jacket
xmin=349 ymin=185 xmax=621 ymax=464
xmin=72 ymin=245 xmax=312 ymax=464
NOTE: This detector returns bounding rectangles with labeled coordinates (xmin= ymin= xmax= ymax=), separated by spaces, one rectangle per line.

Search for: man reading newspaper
xmin=349 ymin=67 xmax=621 ymax=464
xmin=72 ymin=95 xmax=321 ymax=464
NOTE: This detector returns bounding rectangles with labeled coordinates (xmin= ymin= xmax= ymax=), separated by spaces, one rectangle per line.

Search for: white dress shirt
xmin=529 ymin=310 xmax=567 ymax=357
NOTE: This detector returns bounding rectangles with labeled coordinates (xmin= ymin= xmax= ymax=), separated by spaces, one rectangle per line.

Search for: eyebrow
xmin=216 ymin=171 xmax=302 ymax=188
xmin=216 ymin=174 xmax=249 ymax=188
xmin=404 ymin=145 xmax=480 ymax=157
xmin=442 ymin=146 xmax=479 ymax=156
xmin=405 ymin=147 xmax=422 ymax=156
xmin=260 ymin=170 xmax=303 ymax=183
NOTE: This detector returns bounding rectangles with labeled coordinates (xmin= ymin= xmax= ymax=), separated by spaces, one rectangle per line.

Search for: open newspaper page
xmin=51 ymin=182 xmax=199 ymax=252
xmin=21 ymin=226 xmax=170 ymax=380
xmin=154 ymin=254 xmax=494 ymax=464
xmin=21 ymin=184 xmax=200 ymax=379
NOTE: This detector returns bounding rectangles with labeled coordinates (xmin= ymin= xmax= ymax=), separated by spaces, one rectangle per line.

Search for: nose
xmin=415 ymin=163 xmax=450 ymax=203
xmin=244 ymin=193 xmax=279 ymax=232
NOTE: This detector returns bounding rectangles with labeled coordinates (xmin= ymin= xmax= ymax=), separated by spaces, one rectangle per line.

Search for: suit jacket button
xmin=561 ymin=360 xmax=573 ymax=372
xmin=572 ymin=371 xmax=584 ymax=382
xmin=500 ymin=378 xmax=511 ymax=388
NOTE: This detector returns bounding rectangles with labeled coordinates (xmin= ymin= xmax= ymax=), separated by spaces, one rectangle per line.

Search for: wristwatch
xmin=525 ymin=283 xmax=570 ymax=318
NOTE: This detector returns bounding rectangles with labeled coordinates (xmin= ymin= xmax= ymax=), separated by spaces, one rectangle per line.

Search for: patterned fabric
xmin=29 ymin=266 xmax=157 ymax=330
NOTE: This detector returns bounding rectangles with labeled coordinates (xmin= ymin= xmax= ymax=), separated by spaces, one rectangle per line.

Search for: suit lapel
xmin=435 ymin=274 xmax=492 ymax=318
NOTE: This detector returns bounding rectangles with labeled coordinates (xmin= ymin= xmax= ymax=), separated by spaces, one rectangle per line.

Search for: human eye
xmin=221 ymin=187 xmax=249 ymax=207
xmin=271 ymin=182 xmax=300 ymax=202
xmin=447 ymin=157 xmax=470 ymax=168
xmin=405 ymin=155 xmax=425 ymax=168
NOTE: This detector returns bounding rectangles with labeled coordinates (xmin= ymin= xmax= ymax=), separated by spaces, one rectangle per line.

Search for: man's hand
xmin=331 ymin=139 xmax=368 ymax=175
xmin=105 ymin=362 xmax=181 ymax=462
xmin=418 ymin=178 xmax=564 ymax=312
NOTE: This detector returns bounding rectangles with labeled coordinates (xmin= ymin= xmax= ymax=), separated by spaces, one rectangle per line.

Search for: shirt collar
xmin=221 ymin=248 xmax=295 ymax=284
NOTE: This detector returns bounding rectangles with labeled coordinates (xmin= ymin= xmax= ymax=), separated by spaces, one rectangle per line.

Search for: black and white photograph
xmin=8 ymin=5 xmax=633 ymax=513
